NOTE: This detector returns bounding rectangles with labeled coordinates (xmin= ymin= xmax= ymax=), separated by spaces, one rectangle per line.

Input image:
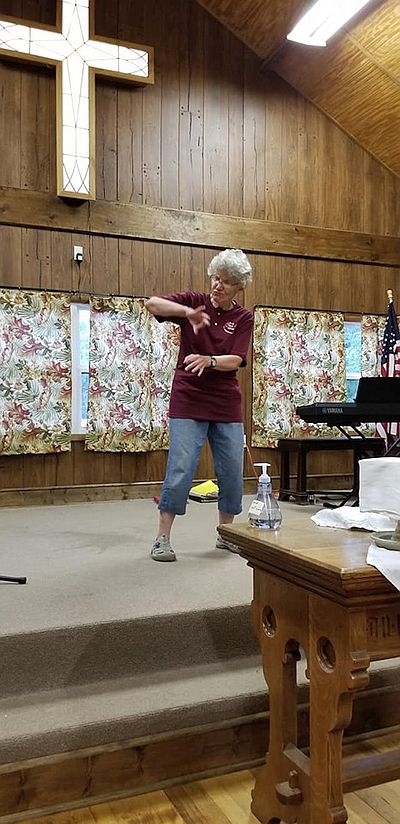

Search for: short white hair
xmin=207 ymin=248 xmax=252 ymax=288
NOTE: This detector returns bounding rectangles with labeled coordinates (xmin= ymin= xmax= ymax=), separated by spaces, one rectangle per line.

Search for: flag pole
xmin=387 ymin=289 xmax=393 ymax=304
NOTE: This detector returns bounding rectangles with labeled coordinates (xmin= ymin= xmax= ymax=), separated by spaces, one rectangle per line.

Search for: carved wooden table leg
xmin=251 ymin=570 xmax=370 ymax=824
xmin=307 ymin=594 xmax=370 ymax=823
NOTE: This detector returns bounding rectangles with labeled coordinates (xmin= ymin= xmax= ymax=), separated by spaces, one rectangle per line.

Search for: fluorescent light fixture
xmin=287 ymin=0 xmax=374 ymax=47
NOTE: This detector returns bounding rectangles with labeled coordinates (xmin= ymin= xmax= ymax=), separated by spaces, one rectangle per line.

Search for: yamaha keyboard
xmin=296 ymin=401 xmax=400 ymax=427
xmin=296 ymin=376 xmax=400 ymax=428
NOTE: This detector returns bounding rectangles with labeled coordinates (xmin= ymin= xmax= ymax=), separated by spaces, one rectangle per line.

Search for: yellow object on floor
xmin=189 ymin=480 xmax=219 ymax=501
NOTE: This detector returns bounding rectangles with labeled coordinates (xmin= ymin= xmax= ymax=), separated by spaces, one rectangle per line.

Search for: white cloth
xmin=367 ymin=543 xmax=400 ymax=591
xmin=311 ymin=506 xmax=397 ymax=531
xmin=359 ymin=457 xmax=400 ymax=516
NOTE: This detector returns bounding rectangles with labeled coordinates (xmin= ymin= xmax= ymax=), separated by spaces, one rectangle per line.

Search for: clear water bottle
xmin=248 ymin=463 xmax=282 ymax=529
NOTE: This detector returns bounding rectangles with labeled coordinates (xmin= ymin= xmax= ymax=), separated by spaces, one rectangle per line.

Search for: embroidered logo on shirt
xmin=223 ymin=321 xmax=237 ymax=335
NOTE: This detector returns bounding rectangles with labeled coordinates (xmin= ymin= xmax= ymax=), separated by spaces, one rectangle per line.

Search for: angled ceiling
xmin=196 ymin=0 xmax=400 ymax=177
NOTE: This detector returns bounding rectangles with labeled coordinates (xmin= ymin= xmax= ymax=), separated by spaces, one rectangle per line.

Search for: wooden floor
xmin=17 ymin=766 xmax=400 ymax=824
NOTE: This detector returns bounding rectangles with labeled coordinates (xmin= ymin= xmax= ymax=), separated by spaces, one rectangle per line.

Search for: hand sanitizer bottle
xmin=248 ymin=463 xmax=282 ymax=529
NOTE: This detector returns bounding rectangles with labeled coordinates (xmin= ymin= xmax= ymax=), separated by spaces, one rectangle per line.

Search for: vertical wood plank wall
xmin=0 ymin=0 xmax=399 ymax=493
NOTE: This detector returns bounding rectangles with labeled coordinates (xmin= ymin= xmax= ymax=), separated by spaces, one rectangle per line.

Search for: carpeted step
xmin=0 ymin=605 xmax=258 ymax=697
xmin=0 ymin=655 xmax=266 ymax=764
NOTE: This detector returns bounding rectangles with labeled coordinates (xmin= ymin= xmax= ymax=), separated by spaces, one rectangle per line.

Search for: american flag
xmin=376 ymin=300 xmax=400 ymax=441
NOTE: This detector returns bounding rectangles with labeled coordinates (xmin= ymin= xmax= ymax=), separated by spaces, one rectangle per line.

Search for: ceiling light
xmin=287 ymin=0 xmax=374 ymax=47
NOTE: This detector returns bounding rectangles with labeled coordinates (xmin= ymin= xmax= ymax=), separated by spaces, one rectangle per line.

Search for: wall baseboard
xmin=0 ymin=475 xmax=352 ymax=507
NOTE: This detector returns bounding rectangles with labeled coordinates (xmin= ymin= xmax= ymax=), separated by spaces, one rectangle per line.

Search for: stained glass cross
xmin=0 ymin=0 xmax=154 ymax=199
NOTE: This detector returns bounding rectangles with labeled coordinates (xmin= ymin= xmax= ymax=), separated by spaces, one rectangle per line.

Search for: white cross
xmin=0 ymin=0 xmax=154 ymax=200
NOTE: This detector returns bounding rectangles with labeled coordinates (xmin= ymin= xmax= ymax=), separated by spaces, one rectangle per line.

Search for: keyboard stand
xmin=278 ymin=437 xmax=386 ymax=506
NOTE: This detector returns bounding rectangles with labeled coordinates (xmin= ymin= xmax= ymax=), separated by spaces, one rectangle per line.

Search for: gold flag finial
xmin=387 ymin=289 xmax=393 ymax=304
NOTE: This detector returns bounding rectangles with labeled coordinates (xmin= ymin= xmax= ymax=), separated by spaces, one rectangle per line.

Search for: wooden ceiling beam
xmin=1 ymin=186 xmax=399 ymax=266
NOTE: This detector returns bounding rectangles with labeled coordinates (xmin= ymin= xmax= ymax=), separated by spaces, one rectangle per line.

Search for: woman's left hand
xmin=183 ymin=353 xmax=211 ymax=376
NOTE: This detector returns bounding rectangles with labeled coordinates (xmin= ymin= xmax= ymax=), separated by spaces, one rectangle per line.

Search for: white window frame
xmin=344 ymin=319 xmax=361 ymax=399
xmin=71 ymin=302 xmax=90 ymax=434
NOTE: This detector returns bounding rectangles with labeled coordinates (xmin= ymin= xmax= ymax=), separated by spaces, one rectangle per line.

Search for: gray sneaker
xmin=151 ymin=535 xmax=176 ymax=562
xmin=215 ymin=535 xmax=241 ymax=555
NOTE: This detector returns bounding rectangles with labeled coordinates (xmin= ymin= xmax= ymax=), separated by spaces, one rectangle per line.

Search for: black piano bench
xmin=278 ymin=437 xmax=386 ymax=505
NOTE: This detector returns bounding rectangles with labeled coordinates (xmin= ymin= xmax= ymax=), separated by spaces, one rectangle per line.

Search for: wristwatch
xmin=210 ymin=355 xmax=217 ymax=368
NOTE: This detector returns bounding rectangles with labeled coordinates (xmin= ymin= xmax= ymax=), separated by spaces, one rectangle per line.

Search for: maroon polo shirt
xmin=157 ymin=291 xmax=253 ymax=422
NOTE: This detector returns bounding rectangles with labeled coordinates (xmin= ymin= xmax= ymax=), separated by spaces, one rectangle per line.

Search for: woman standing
xmin=145 ymin=248 xmax=253 ymax=561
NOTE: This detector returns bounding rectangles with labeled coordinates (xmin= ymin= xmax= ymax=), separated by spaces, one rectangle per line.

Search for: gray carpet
xmin=0 ymin=496 xmax=396 ymax=765
xmin=0 ymin=496 xmax=259 ymax=634
xmin=0 ymin=495 xmax=268 ymax=763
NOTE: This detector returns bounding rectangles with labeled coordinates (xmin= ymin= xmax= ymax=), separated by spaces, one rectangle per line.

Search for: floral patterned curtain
xmin=361 ymin=314 xmax=386 ymax=377
xmin=0 ymin=290 xmax=71 ymax=454
xmin=85 ymin=296 xmax=179 ymax=452
xmin=252 ymin=308 xmax=346 ymax=447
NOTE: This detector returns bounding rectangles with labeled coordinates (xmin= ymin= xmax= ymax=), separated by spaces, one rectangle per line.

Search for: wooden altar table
xmin=218 ymin=515 xmax=400 ymax=824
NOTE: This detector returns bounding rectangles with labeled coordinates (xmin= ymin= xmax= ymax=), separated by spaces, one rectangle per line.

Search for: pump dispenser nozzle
xmin=255 ymin=463 xmax=271 ymax=481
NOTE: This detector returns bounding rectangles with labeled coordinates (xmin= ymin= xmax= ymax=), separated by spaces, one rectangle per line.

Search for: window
xmin=344 ymin=321 xmax=361 ymax=401
xmin=71 ymin=303 xmax=90 ymax=434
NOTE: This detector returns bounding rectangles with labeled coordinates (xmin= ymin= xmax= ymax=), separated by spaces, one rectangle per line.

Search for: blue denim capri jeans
xmin=158 ymin=418 xmax=244 ymax=516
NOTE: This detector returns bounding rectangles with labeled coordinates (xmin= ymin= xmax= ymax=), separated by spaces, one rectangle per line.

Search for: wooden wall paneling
xmin=0 ymin=62 xmax=21 ymax=188
xmin=117 ymin=0 xmax=146 ymax=43
xmin=96 ymin=81 xmax=118 ymax=202
xmin=143 ymin=239 xmax=163 ymax=301
xmin=20 ymin=65 xmax=55 ymax=193
xmin=72 ymin=442 xmax=100 ymax=487
xmin=118 ymin=238 xmax=145 ymax=296
xmin=22 ymin=452 xmax=45 ymax=489
xmin=264 ymin=74 xmax=283 ymax=223
xmin=381 ymin=168 xmax=400 ymax=240
xmin=203 ymin=15 xmax=229 ymax=216
xmin=42 ymin=450 xmax=58 ymax=487
xmin=116 ymin=85 xmax=144 ymax=205
xmin=162 ymin=243 xmax=181 ymax=294
xmin=21 ymin=228 xmax=41 ymax=288
xmin=8 ymin=0 xmax=55 ymax=24
xmin=280 ymin=88 xmax=302 ymax=227
xmin=121 ymin=450 xmax=151 ymax=485
xmin=0 ymin=0 xmax=22 ymax=17
xmin=301 ymin=102 xmax=325 ymax=230
xmin=54 ymin=446 xmax=75 ymax=489
xmin=362 ymin=153 xmax=392 ymax=236
xmin=273 ymin=32 xmax=400 ymax=178
xmin=159 ymin=0 xmax=180 ymax=209
xmin=29 ymin=0 xmax=55 ymax=24
xmin=0 ymin=454 xmax=24 ymax=490
xmin=50 ymin=231 xmax=75 ymax=292
xmin=91 ymin=234 xmax=119 ymax=295
xmin=21 ymin=227 xmax=51 ymax=290
xmin=226 ymin=34 xmax=244 ymax=218
xmin=178 ymin=0 xmax=204 ymax=214
xmin=335 ymin=129 xmax=365 ymax=233
xmin=180 ymin=246 xmax=206 ymax=293
xmin=142 ymin=1 xmax=162 ymax=207
xmin=94 ymin=0 xmax=119 ymax=40
xmin=318 ymin=117 xmax=344 ymax=231
xmin=0 ymin=226 xmax=22 ymax=284
xmin=97 ymin=0 xmax=144 ymax=206
xmin=102 ymin=452 xmax=122 ymax=486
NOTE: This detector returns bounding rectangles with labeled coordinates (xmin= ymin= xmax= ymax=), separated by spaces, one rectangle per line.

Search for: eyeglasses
xmin=210 ymin=275 xmax=239 ymax=289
